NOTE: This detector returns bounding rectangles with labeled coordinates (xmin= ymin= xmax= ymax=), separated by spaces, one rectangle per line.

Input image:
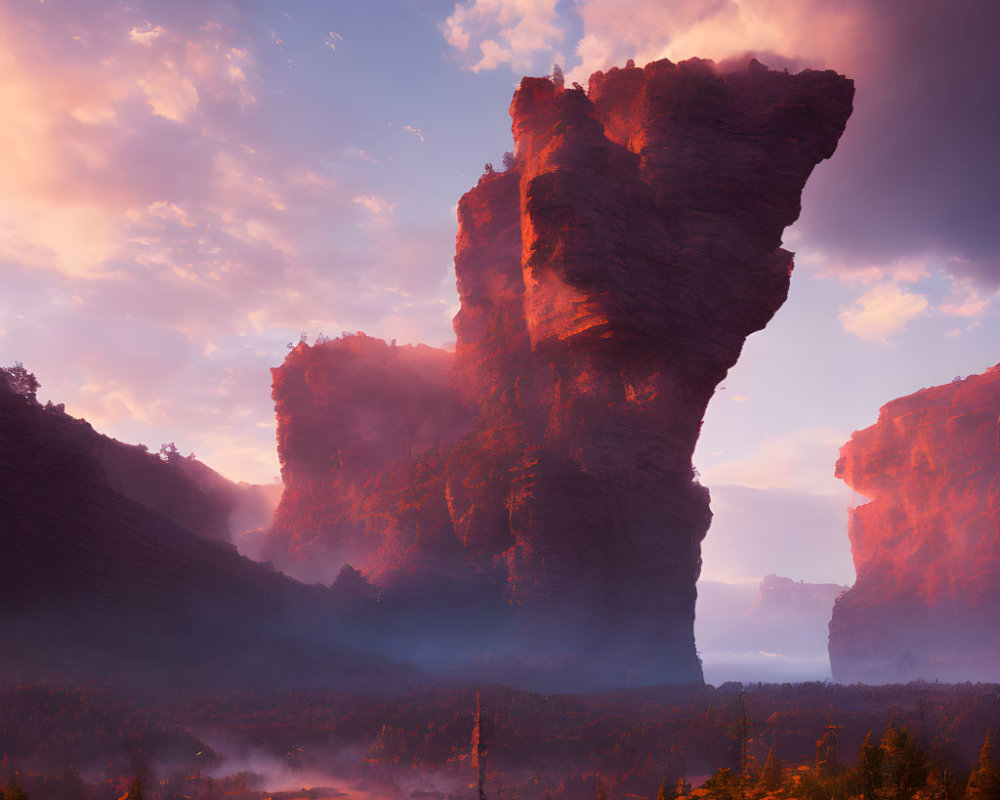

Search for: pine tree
xmin=125 ymin=776 xmax=144 ymax=800
xmin=657 ymin=777 xmax=677 ymax=800
xmin=756 ymin=747 xmax=783 ymax=793
xmin=880 ymin=723 xmax=928 ymax=800
xmin=816 ymin=723 xmax=843 ymax=779
xmin=551 ymin=63 xmax=564 ymax=88
xmin=854 ymin=731 xmax=883 ymax=800
xmin=4 ymin=780 xmax=29 ymax=800
xmin=966 ymin=730 xmax=1000 ymax=800
xmin=702 ymin=767 xmax=742 ymax=800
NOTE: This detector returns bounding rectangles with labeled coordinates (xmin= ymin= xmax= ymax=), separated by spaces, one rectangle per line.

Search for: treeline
xmin=675 ymin=723 xmax=1000 ymax=800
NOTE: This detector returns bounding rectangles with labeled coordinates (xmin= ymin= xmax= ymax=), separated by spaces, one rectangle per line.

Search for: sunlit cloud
xmin=402 ymin=124 xmax=425 ymax=142
xmin=838 ymin=282 xmax=929 ymax=342
xmin=442 ymin=0 xmax=563 ymax=72
xmin=699 ymin=427 xmax=850 ymax=496
xmin=0 ymin=0 xmax=460 ymax=483
xmin=129 ymin=23 xmax=165 ymax=47
xmin=352 ymin=195 xmax=397 ymax=216
xmin=940 ymin=276 xmax=995 ymax=318
xmin=325 ymin=31 xmax=343 ymax=51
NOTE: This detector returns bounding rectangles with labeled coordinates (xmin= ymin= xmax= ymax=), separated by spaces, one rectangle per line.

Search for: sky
xmin=2 ymin=0 xmax=999 ymax=604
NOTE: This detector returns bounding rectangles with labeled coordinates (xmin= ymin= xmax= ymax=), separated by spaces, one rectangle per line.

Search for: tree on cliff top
xmin=0 ymin=362 xmax=39 ymax=402
xmin=551 ymin=63 xmax=564 ymax=88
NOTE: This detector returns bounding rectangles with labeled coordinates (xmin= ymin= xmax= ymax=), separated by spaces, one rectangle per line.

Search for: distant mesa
xmin=830 ymin=363 xmax=1000 ymax=683
xmin=263 ymin=56 xmax=853 ymax=687
xmin=697 ymin=575 xmax=848 ymax=682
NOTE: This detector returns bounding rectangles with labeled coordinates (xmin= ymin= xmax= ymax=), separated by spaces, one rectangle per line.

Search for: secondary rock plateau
xmin=830 ymin=364 xmax=1000 ymax=683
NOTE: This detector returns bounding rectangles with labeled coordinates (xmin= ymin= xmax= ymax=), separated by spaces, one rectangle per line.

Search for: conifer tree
xmin=757 ymin=747 xmax=783 ymax=793
xmin=854 ymin=731 xmax=883 ymax=800
xmin=125 ymin=776 xmax=144 ymax=800
xmin=657 ymin=777 xmax=677 ymax=800
xmin=966 ymin=730 xmax=1000 ymax=800
xmin=880 ymin=723 xmax=928 ymax=800
xmin=4 ymin=780 xmax=28 ymax=800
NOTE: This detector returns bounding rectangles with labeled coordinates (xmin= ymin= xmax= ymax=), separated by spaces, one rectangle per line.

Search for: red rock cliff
xmin=265 ymin=58 xmax=853 ymax=685
xmin=263 ymin=334 xmax=476 ymax=584
xmin=830 ymin=365 xmax=1000 ymax=683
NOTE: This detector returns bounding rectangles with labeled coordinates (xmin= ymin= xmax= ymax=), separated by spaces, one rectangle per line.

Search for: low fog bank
xmin=8 ymin=680 xmax=1000 ymax=800
xmin=696 ymin=575 xmax=847 ymax=684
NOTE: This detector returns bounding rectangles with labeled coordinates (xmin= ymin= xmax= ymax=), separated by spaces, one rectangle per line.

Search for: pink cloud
xmin=0 ymin=0 xmax=459 ymax=483
xmin=442 ymin=0 xmax=563 ymax=72
xmin=838 ymin=282 xmax=929 ymax=342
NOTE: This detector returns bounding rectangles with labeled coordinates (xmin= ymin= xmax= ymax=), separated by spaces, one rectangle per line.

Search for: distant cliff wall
xmin=830 ymin=365 xmax=1000 ymax=683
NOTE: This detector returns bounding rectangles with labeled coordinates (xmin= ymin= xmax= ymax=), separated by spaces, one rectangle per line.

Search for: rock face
xmin=265 ymin=58 xmax=853 ymax=685
xmin=830 ymin=365 xmax=1000 ymax=683
xmin=265 ymin=334 xmax=477 ymax=584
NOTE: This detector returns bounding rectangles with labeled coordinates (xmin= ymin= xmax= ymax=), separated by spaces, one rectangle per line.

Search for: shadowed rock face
xmin=265 ymin=58 xmax=853 ymax=686
xmin=0 ymin=378 xmax=413 ymax=691
xmin=264 ymin=334 xmax=477 ymax=585
xmin=830 ymin=364 xmax=1000 ymax=684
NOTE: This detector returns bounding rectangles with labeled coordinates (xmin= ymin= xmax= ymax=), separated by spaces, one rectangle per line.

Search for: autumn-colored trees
xmin=966 ymin=731 xmax=1000 ymax=800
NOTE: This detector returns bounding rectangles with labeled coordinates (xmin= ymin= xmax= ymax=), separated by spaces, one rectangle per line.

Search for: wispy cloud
xmin=839 ymin=282 xmax=929 ymax=342
xmin=699 ymin=427 xmax=851 ymax=496
xmin=0 ymin=0 xmax=459 ymax=482
xmin=402 ymin=124 xmax=425 ymax=142
xmin=352 ymin=194 xmax=398 ymax=216
xmin=438 ymin=0 xmax=1000 ymax=292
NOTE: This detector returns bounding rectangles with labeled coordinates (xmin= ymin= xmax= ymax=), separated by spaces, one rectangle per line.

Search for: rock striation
xmin=830 ymin=364 xmax=1000 ymax=683
xmin=264 ymin=57 xmax=853 ymax=685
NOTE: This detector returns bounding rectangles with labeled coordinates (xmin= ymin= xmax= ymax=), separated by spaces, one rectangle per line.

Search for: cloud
xmin=129 ymin=23 xmax=166 ymax=47
xmin=0 ymin=0 xmax=460 ymax=483
xmin=839 ymin=282 xmax=929 ymax=341
xmin=442 ymin=0 xmax=563 ymax=72
xmin=325 ymin=31 xmax=343 ymax=51
xmin=699 ymin=484 xmax=854 ymax=585
xmin=699 ymin=427 xmax=849 ymax=496
xmin=352 ymin=195 xmax=398 ymax=216
xmin=402 ymin=124 xmax=425 ymax=143
xmin=940 ymin=276 xmax=995 ymax=318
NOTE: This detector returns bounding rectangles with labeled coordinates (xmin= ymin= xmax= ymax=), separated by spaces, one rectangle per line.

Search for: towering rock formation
xmin=830 ymin=365 xmax=1000 ymax=683
xmin=265 ymin=58 xmax=853 ymax=685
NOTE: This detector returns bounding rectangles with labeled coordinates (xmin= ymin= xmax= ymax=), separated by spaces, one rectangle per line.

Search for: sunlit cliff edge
xmin=830 ymin=363 xmax=1000 ymax=683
